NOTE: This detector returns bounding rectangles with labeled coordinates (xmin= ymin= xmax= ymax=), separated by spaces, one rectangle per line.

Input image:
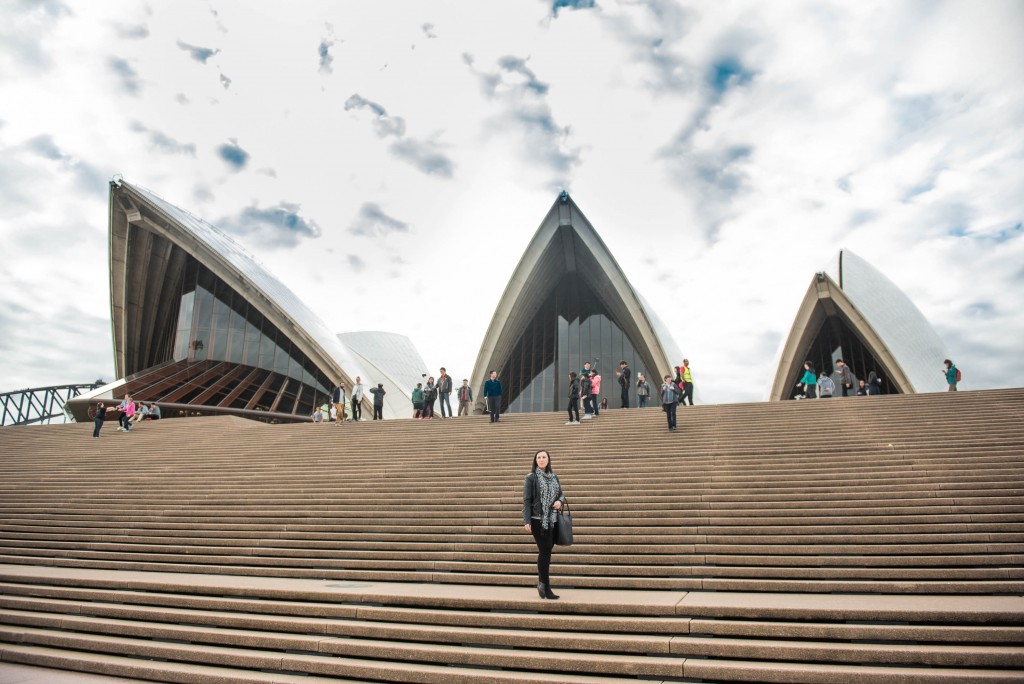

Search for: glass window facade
xmin=501 ymin=274 xmax=658 ymax=413
xmin=795 ymin=315 xmax=899 ymax=398
xmin=170 ymin=256 xmax=333 ymax=414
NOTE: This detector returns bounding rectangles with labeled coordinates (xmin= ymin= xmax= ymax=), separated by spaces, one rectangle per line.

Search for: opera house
xmin=770 ymin=249 xmax=951 ymax=400
xmin=67 ymin=180 xmax=950 ymax=423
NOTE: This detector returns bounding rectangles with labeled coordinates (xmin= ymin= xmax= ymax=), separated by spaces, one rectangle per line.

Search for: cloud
xmin=422 ymin=23 xmax=436 ymax=38
xmin=217 ymin=140 xmax=249 ymax=170
xmin=318 ymin=39 xmax=335 ymax=73
xmin=346 ymin=254 xmax=366 ymax=271
xmin=176 ymin=40 xmax=220 ymax=63
xmin=465 ymin=55 xmax=580 ymax=187
xmin=551 ymin=0 xmax=596 ymax=18
xmin=108 ymin=56 xmax=141 ymax=95
xmin=344 ymin=94 xmax=406 ymax=137
xmin=193 ymin=185 xmax=214 ymax=203
xmin=0 ymin=0 xmax=70 ymax=72
xmin=219 ymin=73 xmax=232 ymax=90
xmin=23 ymin=135 xmax=107 ymax=194
xmin=388 ymin=139 xmax=454 ymax=178
xmin=349 ymin=203 xmax=410 ymax=237
xmin=344 ymin=94 xmax=454 ymax=177
xmin=216 ymin=202 xmax=321 ymax=248
xmin=113 ymin=23 xmax=148 ymax=39
xmin=129 ymin=121 xmax=196 ymax=156
xmin=495 ymin=56 xmax=548 ymax=94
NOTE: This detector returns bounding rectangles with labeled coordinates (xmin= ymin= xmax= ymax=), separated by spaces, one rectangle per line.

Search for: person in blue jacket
xmin=483 ymin=370 xmax=503 ymax=423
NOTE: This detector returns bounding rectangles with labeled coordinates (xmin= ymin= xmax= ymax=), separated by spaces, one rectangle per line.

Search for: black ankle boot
xmin=536 ymin=582 xmax=546 ymax=599
xmin=544 ymin=584 xmax=559 ymax=600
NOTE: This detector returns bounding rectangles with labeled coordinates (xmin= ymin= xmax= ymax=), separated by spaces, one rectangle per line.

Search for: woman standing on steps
xmin=523 ymin=449 xmax=565 ymax=600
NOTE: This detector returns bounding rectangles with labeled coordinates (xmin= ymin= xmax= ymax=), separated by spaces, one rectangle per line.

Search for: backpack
xmin=955 ymin=368 xmax=962 ymax=382
xmin=819 ymin=377 xmax=835 ymax=395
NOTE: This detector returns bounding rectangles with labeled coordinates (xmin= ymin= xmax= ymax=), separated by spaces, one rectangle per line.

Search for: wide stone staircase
xmin=0 ymin=389 xmax=1022 ymax=682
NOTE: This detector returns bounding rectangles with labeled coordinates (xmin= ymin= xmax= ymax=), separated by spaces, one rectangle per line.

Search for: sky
xmin=0 ymin=0 xmax=1022 ymax=404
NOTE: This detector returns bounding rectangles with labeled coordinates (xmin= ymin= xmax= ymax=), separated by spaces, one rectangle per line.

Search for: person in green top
xmin=797 ymin=361 xmax=817 ymax=399
xmin=411 ymin=383 xmax=425 ymax=418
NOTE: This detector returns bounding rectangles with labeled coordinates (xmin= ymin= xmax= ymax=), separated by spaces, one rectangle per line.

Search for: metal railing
xmin=0 ymin=382 xmax=104 ymax=427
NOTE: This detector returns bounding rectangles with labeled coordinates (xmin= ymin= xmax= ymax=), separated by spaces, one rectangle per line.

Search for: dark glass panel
xmin=789 ymin=314 xmax=899 ymax=399
xmin=501 ymin=273 xmax=658 ymax=413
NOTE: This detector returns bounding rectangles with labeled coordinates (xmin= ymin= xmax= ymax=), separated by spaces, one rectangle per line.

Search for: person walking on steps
xmin=661 ymin=375 xmax=681 ymax=431
xmin=616 ymin=361 xmax=632 ymax=408
xmin=580 ymin=371 xmax=593 ymax=419
xmin=817 ymin=371 xmax=835 ymax=398
xmin=566 ymin=372 xmax=581 ymax=425
xmin=836 ymin=359 xmax=855 ymax=397
xmin=590 ymin=369 xmax=602 ymax=417
xmin=484 ymin=370 xmax=502 ymax=423
xmin=331 ymin=382 xmax=347 ymax=425
xmin=412 ymin=383 xmax=424 ymax=419
xmin=679 ymin=359 xmax=695 ymax=406
xmin=944 ymin=359 xmax=960 ymax=391
xmin=797 ymin=361 xmax=817 ymax=399
xmin=522 ymin=449 xmax=565 ymax=600
xmin=437 ymin=368 xmax=453 ymax=418
xmin=457 ymin=379 xmax=473 ymax=416
xmin=92 ymin=402 xmax=107 ymax=438
xmin=636 ymin=373 xmax=651 ymax=408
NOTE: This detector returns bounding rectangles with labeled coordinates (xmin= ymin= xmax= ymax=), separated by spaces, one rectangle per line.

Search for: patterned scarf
xmin=535 ymin=469 xmax=560 ymax=529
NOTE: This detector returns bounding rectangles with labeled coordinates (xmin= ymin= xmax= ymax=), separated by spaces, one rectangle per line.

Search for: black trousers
xmin=681 ymin=382 xmax=694 ymax=405
xmin=439 ymin=392 xmax=452 ymax=417
xmin=582 ymin=396 xmax=592 ymax=415
xmin=372 ymin=405 xmax=383 ymax=420
xmin=805 ymin=385 xmax=817 ymax=399
xmin=351 ymin=398 xmax=361 ymax=420
xmin=638 ymin=395 xmax=649 ymax=408
xmin=620 ymin=387 xmax=629 ymax=408
xmin=486 ymin=396 xmax=501 ymax=422
xmin=93 ymin=418 xmax=103 ymax=437
xmin=567 ymin=397 xmax=579 ymax=422
xmin=592 ymin=395 xmax=600 ymax=415
xmin=530 ymin=519 xmax=557 ymax=585
xmin=664 ymin=402 xmax=677 ymax=429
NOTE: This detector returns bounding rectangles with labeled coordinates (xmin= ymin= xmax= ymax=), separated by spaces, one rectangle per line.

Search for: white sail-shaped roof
xmin=770 ymin=249 xmax=950 ymax=400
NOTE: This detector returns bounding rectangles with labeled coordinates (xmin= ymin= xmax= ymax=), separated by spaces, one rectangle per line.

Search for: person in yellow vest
xmin=679 ymin=359 xmax=694 ymax=406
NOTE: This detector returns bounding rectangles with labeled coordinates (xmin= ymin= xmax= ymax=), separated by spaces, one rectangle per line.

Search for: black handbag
xmin=555 ymin=500 xmax=573 ymax=546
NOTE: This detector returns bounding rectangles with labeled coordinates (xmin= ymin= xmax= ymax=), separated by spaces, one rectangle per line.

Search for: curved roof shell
xmin=770 ymin=249 xmax=950 ymax=400
xmin=108 ymin=181 xmax=411 ymax=418
xmin=469 ymin=193 xmax=679 ymax=410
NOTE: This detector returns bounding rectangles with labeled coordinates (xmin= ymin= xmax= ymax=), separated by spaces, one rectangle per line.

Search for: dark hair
xmin=440 ymin=367 xmax=446 ymax=372
xmin=804 ymin=361 xmax=815 ymax=371
xmin=570 ymin=371 xmax=577 ymax=380
xmin=836 ymin=358 xmax=844 ymax=364
xmin=944 ymin=359 xmax=952 ymax=366
xmin=619 ymin=360 xmax=627 ymax=365
xmin=489 ymin=369 xmax=496 ymax=374
xmin=532 ymin=449 xmax=552 ymax=473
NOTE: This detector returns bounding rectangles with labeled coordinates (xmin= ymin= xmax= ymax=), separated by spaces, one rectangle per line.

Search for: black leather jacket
xmin=522 ymin=471 xmax=565 ymax=525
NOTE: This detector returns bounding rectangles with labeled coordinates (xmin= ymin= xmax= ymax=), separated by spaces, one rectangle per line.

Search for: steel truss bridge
xmin=0 ymin=383 xmax=104 ymax=427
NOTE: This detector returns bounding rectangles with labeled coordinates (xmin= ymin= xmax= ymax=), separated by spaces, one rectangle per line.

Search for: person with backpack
xmin=944 ymin=359 xmax=960 ymax=391
xmin=817 ymin=372 xmax=835 ymax=398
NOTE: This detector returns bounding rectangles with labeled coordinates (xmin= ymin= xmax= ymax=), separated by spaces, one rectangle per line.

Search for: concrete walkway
xmin=0 ymin=663 xmax=145 ymax=684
